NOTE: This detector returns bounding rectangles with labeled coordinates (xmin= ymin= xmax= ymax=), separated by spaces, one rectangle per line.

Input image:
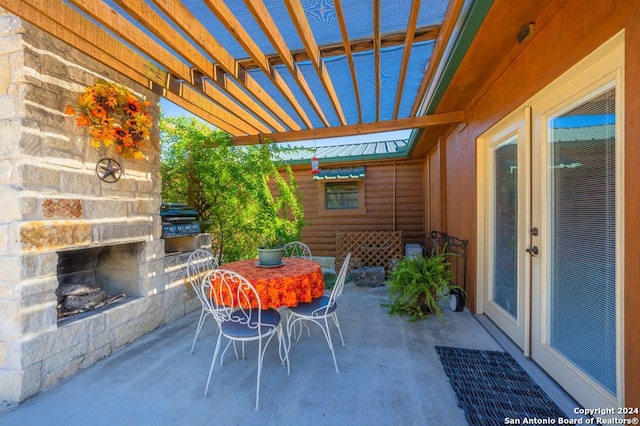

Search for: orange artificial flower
xmin=65 ymin=80 xmax=152 ymax=160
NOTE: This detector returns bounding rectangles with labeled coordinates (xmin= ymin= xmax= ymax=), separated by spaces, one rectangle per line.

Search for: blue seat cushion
xmin=288 ymin=296 xmax=336 ymax=317
xmin=222 ymin=308 xmax=280 ymax=338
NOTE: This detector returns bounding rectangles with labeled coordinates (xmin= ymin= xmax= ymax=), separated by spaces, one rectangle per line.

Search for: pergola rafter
xmin=283 ymin=0 xmax=347 ymax=126
xmin=373 ymin=0 xmax=381 ymax=122
xmin=4 ymin=0 xmax=254 ymax=135
xmin=333 ymin=0 xmax=362 ymax=124
xmin=394 ymin=0 xmax=421 ymax=119
xmin=106 ymin=0 xmax=296 ymax=132
xmin=243 ymin=0 xmax=330 ymax=128
xmin=197 ymin=0 xmax=313 ymax=129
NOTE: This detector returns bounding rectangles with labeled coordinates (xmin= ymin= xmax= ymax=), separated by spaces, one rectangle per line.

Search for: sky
xmin=159 ymin=98 xmax=411 ymax=147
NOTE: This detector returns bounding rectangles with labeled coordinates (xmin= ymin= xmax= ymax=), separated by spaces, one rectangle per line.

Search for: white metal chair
xmin=186 ymin=249 xmax=220 ymax=354
xmin=202 ymin=269 xmax=288 ymax=411
xmin=283 ymin=241 xmax=312 ymax=259
xmin=286 ymin=252 xmax=351 ymax=373
xmin=283 ymin=241 xmax=314 ymax=338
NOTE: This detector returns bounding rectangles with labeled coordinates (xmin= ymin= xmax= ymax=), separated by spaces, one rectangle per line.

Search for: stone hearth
xmin=0 ymin=12 xmax=205 ymax=408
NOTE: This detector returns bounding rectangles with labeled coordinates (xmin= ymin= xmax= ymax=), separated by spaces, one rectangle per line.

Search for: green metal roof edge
xmin=283 ymin=151 xmax=409 ymax=166
xmin=406 ymin=0 xmax=494 ymax=155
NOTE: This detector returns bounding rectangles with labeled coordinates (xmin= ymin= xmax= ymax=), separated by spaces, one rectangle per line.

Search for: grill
xmin=160 ymin=202 xmax=200 ymax=238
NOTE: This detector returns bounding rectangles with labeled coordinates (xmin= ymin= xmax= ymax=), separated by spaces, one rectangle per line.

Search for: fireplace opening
xmin=56 ymin=243 xmax=143 ymax=320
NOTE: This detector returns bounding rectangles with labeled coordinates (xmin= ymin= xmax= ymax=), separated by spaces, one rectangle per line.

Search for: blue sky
xmin=159 ymin=98 xmax=411 ymax=147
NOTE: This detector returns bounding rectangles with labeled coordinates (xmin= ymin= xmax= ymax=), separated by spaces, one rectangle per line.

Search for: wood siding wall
xmin=289 ymin=160 xmax=425 ymax=258
xmin=431 ymin=0 xmax=639 ymax=408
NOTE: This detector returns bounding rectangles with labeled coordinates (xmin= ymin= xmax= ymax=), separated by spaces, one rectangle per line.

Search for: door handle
xmin=526 ymin=246 xmax=539 ymax=256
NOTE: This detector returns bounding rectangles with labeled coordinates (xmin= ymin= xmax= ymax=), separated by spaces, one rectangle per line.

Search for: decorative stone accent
xmin=19 ymin=221 xmax=92 ymax=252
xmin=42 ymin=199 xmax=82 ymax=218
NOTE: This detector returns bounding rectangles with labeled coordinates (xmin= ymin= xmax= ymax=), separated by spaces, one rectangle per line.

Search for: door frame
xmin=475 ymin=30 xmax=625 ymax=408
xmin=476 ymin=107 xmax=531 ymax=355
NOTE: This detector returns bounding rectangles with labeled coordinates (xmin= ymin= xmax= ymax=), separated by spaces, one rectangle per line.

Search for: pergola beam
xmin=114 ymin=0 xmax=295 ymax=132
xmin=231 ymin=111 xmax=465 ymax=145
xmin=236 ymin=25 xmax=441 ymax=70
xmin=412 ymin=0 xmax=465 ymax=116
xmin=334 ymin=0 xmax=362 ymax=124
xmin=199 ymin=0 xmax=313 ymax=130
xmin=243 ymin=0 xmax=330 ymax=128
xmin=283 ymin=0 xmax=347 ymax=125
xmin=373 ymin=0 xmax=381 ymax=122
xmin=1 ymin=0 xmax=253 ymax=135
xmin=393 ymin=0 xmax=421 ymax=119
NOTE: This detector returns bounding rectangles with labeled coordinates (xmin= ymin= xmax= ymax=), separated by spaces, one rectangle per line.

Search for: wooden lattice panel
xmin=335 ymin=230 xmax=403 ymax=276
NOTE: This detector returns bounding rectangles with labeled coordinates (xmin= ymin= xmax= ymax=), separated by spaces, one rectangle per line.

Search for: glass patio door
xmin=530 ymin=77 xmax=621 ymax=409
xmin=479 ymin=34 xmax=623 ymax=410
xmin=480 ymin=114 xmax=530 ymax=351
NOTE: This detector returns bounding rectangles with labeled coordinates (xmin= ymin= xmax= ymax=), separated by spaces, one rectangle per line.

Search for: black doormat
xmin=435 ymin=346 xmax=566 ymax=426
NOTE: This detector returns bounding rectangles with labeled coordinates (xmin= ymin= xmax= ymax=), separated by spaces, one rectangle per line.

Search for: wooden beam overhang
xmin=411 ymin=0 xmax=464 ymax=116
xmin=242 ymin=0 xmax=330 ymax=128
xmin=1 ymin=0 xmax=254 ymax=136
xmin=373 ymin=0 xmax=381 ymax=122
xmin=5 ymin=0 xmax=458 ymax=144
xmin=393 ymin=0 xmax=421 ymax=119
xmin=283 ymin=0 xmax=347 ymax=125
xmin=192 ymin=0 xmax=314 ymax=129
xmin=236 ymin=25 xmax=441 ymax=70
xmin=334 ymin=0 xmax=362 ymax=124
xmin=109 ymin=0 xmax=297 ymax=132
xmin=231 ymin=111 xmax=465 ymax=145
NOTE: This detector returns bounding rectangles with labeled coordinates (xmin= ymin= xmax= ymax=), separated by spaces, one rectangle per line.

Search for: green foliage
xmin=384 ymin=251 xmax=459 ymax=322
xmin=159 ymin=115 xmax=304 ymax=262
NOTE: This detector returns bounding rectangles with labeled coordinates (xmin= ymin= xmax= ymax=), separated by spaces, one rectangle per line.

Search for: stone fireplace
xmin=55 ymin=244 xmax=144 ymax=320
xmin=0 ymin=11 xmax=205 ymax=408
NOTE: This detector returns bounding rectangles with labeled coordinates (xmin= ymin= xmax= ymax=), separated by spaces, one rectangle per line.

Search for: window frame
xmin=318 ymin=178 xmax=366 ymax=216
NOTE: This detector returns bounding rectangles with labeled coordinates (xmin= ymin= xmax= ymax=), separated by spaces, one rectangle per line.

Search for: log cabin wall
xmin=423 ymin=0 xmax=639 ymax=409
xmin=289 ymin=159 xmax=425 ymax=258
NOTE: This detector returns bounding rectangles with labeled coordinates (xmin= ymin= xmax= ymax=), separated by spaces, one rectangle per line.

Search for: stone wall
xmin=0 ymin=11 xmax=200 ymax=408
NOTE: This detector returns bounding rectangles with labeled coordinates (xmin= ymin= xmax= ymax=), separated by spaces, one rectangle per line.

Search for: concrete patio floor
xmin=0 ymin=285 xmax=507 ymax=425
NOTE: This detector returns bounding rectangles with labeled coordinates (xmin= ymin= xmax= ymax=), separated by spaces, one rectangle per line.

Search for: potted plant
xmin=255 ymin=212 xmax=300 ymax=266
xmin=384 ymin=250 xmax=463 ymax=322
xmin=257 ymin=231 xmax=286 ymax=266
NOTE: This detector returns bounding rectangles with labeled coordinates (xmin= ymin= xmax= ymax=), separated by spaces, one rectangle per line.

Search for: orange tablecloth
xmin=212 ymin=257 xmax=325 ymax=309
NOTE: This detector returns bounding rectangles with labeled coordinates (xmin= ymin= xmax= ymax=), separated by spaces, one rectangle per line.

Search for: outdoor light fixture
xmin=517 ymin=22 xmax=536 ymax=43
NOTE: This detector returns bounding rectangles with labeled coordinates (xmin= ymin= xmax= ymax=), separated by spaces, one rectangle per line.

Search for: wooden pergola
xmin=2 ymin=0 xmax=471 ymax=145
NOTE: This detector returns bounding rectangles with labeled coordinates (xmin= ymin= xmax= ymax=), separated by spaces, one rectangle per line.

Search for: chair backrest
xmin=283 ymin=241 xmax=312 ymax=259
xmin=324 ymin=252 xmax=351 ymax=313
xmin=202 ymin=269 xmax=275 ymax=333
xmin=187 ymin=249 xmax=218 ymax=305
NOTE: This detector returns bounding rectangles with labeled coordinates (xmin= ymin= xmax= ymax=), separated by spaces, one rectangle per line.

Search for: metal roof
xmin=279 ymin=139 xmax=408 ymax=164
xmin=3 ymin=1 xmax=492 ymax=145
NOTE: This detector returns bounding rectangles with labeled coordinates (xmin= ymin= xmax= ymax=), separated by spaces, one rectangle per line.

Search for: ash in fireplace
xmin=56 ymin=284 xmax=126 ymax=319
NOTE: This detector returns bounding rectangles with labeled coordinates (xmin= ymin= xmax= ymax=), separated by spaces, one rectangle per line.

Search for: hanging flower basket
xmin=65 ymin=80 xmax=152 ymax=161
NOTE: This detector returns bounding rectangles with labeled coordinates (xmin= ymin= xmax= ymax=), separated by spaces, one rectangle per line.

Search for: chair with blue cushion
xmin=202 ymin=269 xmax=288 ymax=411
xmin=186 ymin=249 xmax=220 ymax=354
xmin=286 ymin=252 xmax=351 ymax=373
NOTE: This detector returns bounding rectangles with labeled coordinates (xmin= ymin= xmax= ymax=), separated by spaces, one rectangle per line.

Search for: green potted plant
xmin=257 ymin=230 xmax=286 ymax=266
xmin=384 ymin=250 xmax=462 ymax=322
xmin=255 ymin=210 xmax=300 ymax=266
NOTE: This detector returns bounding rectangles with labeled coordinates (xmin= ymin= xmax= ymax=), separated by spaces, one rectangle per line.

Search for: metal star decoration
xmin=95 ymin=158 xmax=122 ymax=183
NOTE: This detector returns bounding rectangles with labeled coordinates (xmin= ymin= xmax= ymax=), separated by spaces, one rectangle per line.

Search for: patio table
xmin=210 ymin=257 xmax=325 ymax=309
